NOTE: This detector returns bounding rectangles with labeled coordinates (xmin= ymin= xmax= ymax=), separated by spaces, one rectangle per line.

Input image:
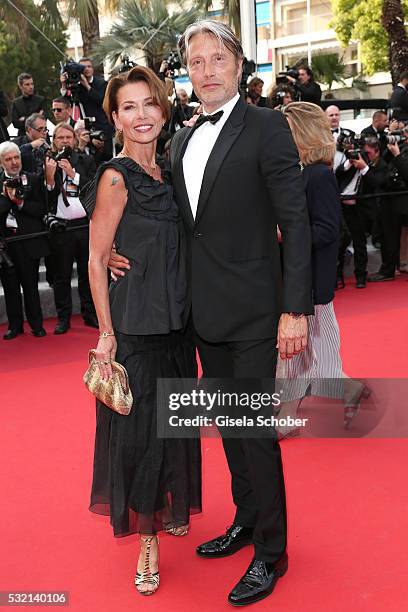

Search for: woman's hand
xmin=95 ymin=335 xmax=117 ymax=380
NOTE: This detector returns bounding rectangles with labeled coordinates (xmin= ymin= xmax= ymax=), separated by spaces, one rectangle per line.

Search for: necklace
xmin=119 ymin=150 xmax=156 ymax=172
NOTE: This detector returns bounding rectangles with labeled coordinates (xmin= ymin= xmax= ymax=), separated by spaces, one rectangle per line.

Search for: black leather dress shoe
xmin=228 ymin=553 xmax=288 ymax=607
xmin=196 ymin=525 xmax=253 ymax=558
xmin=54 ymin=321 xmax=70 ymax=335
xmin=31 ymin=328 xmax=46 ymax=337
xmin=3 ymin=328 xmax=24 ymax=340
xmin=367 ymin=272 xmax=394 ymax=282
xmin=83 ymin=314 xmax=99 ymax=329
xmin=356 ymin=279 xmax=366 ymax=289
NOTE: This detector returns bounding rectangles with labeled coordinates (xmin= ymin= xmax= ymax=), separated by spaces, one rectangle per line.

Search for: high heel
xmin=344 ymin=385 xmax=371 ymax=429
xmin=135 ymin=535 xmax=159 ymax=595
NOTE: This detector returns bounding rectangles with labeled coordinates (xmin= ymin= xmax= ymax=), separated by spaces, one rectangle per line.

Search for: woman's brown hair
xmin=282 ymin=101 xmax=335 ymax=167
xmin=103 ymin=66 xmax=171 ymax=143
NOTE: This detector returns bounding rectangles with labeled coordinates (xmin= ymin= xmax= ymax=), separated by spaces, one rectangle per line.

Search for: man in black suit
xmin=11 ymin=73 xmax=47 ymax=138
xmin=361 ymin=110 xmax=388 ymax=152
xmin=389 ymin=72 xmax=408 ymax=121
xmin=51 ymin=97 xmax=75 ymax=128
xmin=18 ymin=113 xmax=50 ymax=173
xmin=0 ymin=141 xmax=49 ymax=339
xmin=44 ymin=122 xmax=98 ymax=334
xmin=336 ymin=142 xmax=387 ymax=287
xmin=60 ymin=58 xmax=114 ymax=156
xmin=109 ymin=20 xmax=313 ymax=606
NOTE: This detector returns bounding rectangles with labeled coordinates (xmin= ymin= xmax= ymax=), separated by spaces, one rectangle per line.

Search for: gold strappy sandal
xmin=165 ymin=524 xmax=189 ymax=536
xmin=135 ymin=535 xmax=160 ymax=595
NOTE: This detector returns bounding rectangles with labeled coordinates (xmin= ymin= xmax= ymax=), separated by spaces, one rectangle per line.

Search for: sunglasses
xmin=52 ymin=108 xmax=65 ymax=113
xmin=34 ymin=126 xmax=48 ymax=132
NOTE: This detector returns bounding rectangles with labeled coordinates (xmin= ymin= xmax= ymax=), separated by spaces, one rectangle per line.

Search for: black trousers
xmin=0 ymin=248 xmax=43 ymax=331
xmin=379 ymin=197 xmax=407 ymax=276
xmin=49 ymin=221 xmax=96 ymax=322
xmin=342 ymin=204 xmax=368 ymax=281
xmin=195 ymin=332 xmax=287 ymax=563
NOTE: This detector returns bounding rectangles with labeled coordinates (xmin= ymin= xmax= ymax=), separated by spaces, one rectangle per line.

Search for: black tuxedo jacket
xmin=170 ymin=97 xmax=313 ymax=342
xmin=47 ymin=151 xmax=96 ymax=215
xmin=0 ymin=171 xmax=49 ymax=259
xmin=11 ymin=94 xmax=47 ymax=136
xmin=390 ymin=85 xmax=408 ymax=121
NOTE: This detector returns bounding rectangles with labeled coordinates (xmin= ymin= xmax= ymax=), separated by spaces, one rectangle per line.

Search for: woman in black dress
xmin=85 ymin=66 xmax=201 ymax=595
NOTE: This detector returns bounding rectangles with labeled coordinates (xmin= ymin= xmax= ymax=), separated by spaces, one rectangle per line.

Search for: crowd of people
xmin=1 ymin=57 xmax=407 ymax=339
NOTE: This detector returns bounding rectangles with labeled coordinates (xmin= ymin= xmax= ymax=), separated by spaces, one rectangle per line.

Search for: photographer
xmin=0 ymin=142 xmax=48 ymax=339
xmin=44 ymin=122 xmax=97 ymax=334
xmin=267 ymin=84 xmax=295 ymax=109
xmin=286 ymin=65 xmax=322 ymax=104
xmin=18 ymin=113 xmax=50 ymax=173
xmin=336 ymin=141 xmax=387 ymax=287
xmin=361 ymin=111 xmax=388 ymax=152
xmin=369 ymin=126 xmax=408 ymax=281
xmin=11 ymin=73 xmax=47 ymax=138
xmin=60 ymin=58 xmax=114 ymax=155
xmin=74 ymin=119 xmax=111 ymax=168
xmin=51 ymin=97 xmax=75 ymax=128
xmin=247 ymin=77 xmax=268 ymax=107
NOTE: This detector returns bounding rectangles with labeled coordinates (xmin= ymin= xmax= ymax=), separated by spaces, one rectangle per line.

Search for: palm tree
xmin=200 ymin=1 xmax=241 ymax=38
xmin=0 ymin=0 xmax=62 ymax=43
xmin=311 ymin=53 xmax=347 ymax=91
xmin=382 ymin=0 xmax=408 ymax=86
xmin=92 ymin=0 xmax=202 ymax=73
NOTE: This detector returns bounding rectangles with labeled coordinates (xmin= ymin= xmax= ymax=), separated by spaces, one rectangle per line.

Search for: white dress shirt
xmin=47 ymin=170 xmax=86 ymax=220
xmin=183 ymin=93 xmax=240 ymax=219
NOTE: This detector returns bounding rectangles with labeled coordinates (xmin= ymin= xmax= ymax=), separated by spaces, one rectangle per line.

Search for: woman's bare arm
xmin=88 ymin=168 xmax=127 ymax=379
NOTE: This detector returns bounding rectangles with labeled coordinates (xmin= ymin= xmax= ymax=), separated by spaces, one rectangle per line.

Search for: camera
xmin=276 ymin=66 xmax=299 ymax=86
xmin=84 ymin=117 xmax=106 ymax=142
xmin=386 ymin=132 xmax=407 ymax=145
xmin=337 ymin=131 xmax=379 ymax=160
xmin=345 ymin=148 xmax=362 ymax=161
xmin=165 ymin=51 xmax=181 ymax=76
xmin=44 ymin=213 xmax=67 ymax=233
xmin=118 ymin=55 xmax=137 ymax=73
xmin=61 ymin=60 xmax=85 ymax=89
xmin=0 ymin=235 xmax=13 ymax=269
xmin=52 ymin=146 xmax=73 ymax=163
xmin=3 ymin=175 xmax=29 ymax=200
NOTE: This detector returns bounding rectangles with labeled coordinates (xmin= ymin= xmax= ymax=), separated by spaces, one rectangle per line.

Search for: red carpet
xmin=1 ymin=277 xmax=408 ymax=611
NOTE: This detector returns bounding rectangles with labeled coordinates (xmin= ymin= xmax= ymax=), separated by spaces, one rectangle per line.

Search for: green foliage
xmin=331 ymin=0 xmax=408 ymax=74
xmin=0 ymin=0 xmax=67 ymax=104
xmin=92 ymin=0 xmax=203 ymax=73
xmin=311 ymin=53 xmax=347 ymax=89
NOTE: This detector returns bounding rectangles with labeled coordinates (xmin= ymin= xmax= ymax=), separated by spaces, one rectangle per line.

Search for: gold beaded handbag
xmin=83 ymin=350 xmax=133 ymax=415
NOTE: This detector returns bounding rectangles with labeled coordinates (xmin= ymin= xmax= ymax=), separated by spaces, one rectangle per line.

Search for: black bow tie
xmin=194 ymin=110 xmax=224 ymax=129
xmin=332 ymin=128 xmax=339 ymax=134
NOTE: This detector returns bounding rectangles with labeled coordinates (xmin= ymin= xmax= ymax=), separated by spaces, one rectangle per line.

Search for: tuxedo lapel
xmin=195 ymin=98 xmax=246 ymax=225
xmin=172 ymin=127 xmax=196 ymax=228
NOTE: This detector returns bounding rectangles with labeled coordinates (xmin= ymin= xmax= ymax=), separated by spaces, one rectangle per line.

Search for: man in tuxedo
xmin=109 ymin=20 xmax=313 ymax=606
xmin=0 ymin=141 xmax=49 ymax=339
xmin=361 ymin=111 xmax=388 ymax=152
xmin=390 ymin=72 xmax=408 ymax=121
xmin=44 ymin=122 xmax=98 ymax=334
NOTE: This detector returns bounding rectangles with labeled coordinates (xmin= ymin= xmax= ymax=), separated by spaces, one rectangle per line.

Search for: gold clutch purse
xmin=83 ymin=349 xmax=133 ymax=415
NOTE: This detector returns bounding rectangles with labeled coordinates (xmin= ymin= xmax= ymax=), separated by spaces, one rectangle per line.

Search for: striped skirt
xmin=276 ymin=301 xmax=344 ymax=402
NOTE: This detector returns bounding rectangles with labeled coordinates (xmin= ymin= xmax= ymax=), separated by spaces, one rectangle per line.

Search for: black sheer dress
xmin=81 ymin=157 xmax=202 ymax=536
